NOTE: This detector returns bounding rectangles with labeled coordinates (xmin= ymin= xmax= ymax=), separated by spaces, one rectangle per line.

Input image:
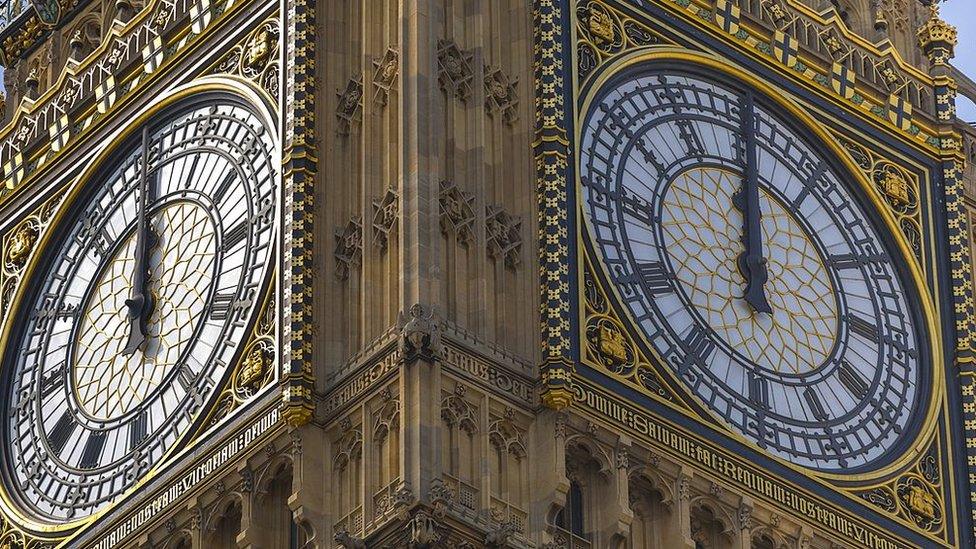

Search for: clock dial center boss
xmin=580 ymin=65 xmax=925 ymax=471
xmin=0 ymin=92 xmax=277 ymax=523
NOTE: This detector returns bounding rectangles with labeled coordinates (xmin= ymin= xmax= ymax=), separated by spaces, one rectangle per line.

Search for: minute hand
xmin=736 ymin=93 xmax=773 ymax=314
xmin=123 ymin=127 xmax=154 ymax=354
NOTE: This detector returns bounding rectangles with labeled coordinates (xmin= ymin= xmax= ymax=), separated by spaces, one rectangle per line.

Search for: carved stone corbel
xmin=428 ymin=477 xmax=454 ymax=518
xmin=334 ymin=530 xmax=367 ymax=549
xmin=334 ymin=217 xmax=363 ymax=281
xmin=436 ymin=39 xmax=474 ymax=101
xmin=397 ymin=303 xmax=442 ymax=363
xmin=393 ymin=482 xmax=416 ymax=521
xmin=407 ymin=511 xmax=446 ymax=549
xmin=335 ymin=76 xmax=364 ymax=135
xmin=485 ymin=520 xmax=517 ymax=547
xmin=371 ymin=186 xmax=399 ymax=251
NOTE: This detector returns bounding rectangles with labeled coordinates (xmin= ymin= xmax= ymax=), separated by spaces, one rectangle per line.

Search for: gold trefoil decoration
xmin=244 ymin=28 xmax=271 ymax=72
xmin=836 ymin=135 xmax=923 ymax=266
xmin=587 ymin=4 xmax=617 ymax=44
xmin=597 ymin=322 xmax=629 ymax=365
xmin=209 ymin=18 xmax=280 ymax=99
xmin=575 ymin=1 xmax=662 ymax=84
xmin=237 ymin=344 xmax=270 ymax=388
xmin=582 ymin=264 xmax=674 ymax=403
xmin=856 ymin=437 xmax=945 ymax=536
xmin=208 ymin=291 xmax=277 ymax=426
xmin=879 ymin=168 xmax=909 ymax=205
xmin=4 ymin=221 xmax=37 ymax=269
xmin=903 ymin=484 xmax=935 ymax=521
xmin=1 ymin=192 xmax=64 ymax=321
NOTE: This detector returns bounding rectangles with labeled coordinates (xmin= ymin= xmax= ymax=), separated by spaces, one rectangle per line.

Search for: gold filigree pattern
xmin=583 ymin=264 xmax=674 ymax=403
xmin=207 ymin=285 xmax=276 ymax=427
xmin=575 ymin=0 xmax=664 ymax=85
xmin=836 ymin=134 xmax=923 ymax=267
xmin=0 ymin=513 xmax=54 ymax=548
xmin=74 ymin=202 xmax=217 ymax=419
xmin=661 ymin=168 xmax=838 ymax=375
xmin=1 ymin=191 xmax=64 ymax=321
xmin=856 ymin=436 xmax=945 ymax=535
xmin=209 ymin=18 xmax=280 ymax=100
xmin=4 ymin=222 xmax=37 ymax=268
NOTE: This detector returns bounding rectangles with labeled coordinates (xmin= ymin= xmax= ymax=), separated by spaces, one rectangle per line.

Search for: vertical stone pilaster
xmin=534 ymin=0 xmax=576 ymax=411
xmin=920 ymin=8 xmax=976 ymax=543
xmin=280 ymin=0 xmax=316 ymax=428
xmin=736 ymin=496 xmax=754 ymax=549
xmin=610 ymin=440 xmax=633 ymax=540
xmin=235 ymin=488 xmax=254 ymax=549
xmin=675 ymin=467 xmax=696 ymax=549
xmin=398 ymin=0 xmax=446 ymax=515
xmin=289 ymin=426 xmax=328 ymax=546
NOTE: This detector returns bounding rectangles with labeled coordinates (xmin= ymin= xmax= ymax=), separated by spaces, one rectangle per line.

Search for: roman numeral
xmin=48 ymin=411 xmax=78 ymax=456
xmin=848 ymin=314 xmax=880 ymax=344
xmin=620 ymin=193 xmax=655 ymax=226
xmin=837 ymin=361 xmax=869 ymax=400
xmin=824 ymin=429 xmax=849 ymax=465
xmin=803 ymin=387 xmax=829 ymax=422
xmin=633 ymin=139 xmax=666 ymax=175
xmin=829 ymin=253 xmax=888 ymax=270
xmin=210 ymin=292 xmax=237 ymax=320
xmin=80 ymin=211 xmax=113 ymax=257
xmin=635 ymin=261 xmax=673 ymax=295
xmin=36 ymin=300 xmax=79 ymax=321
xmin=679 ymin=326 xmax=715 ymax=376
xmin=221 ymin=221 xmax=248 ymax=252
xmin=89 ymin=226 xmax=113 ymax=257
xmin=40 ymin=366 xmax=64 ymax=398
xmin=176 ymin=364 xmax=197 ymax=392
xmin=212 ymin=169 xmax=238 ymax=203
xmin=675 ymin=119 xmax=705 ymax=158
xmin=129 ymin=410 xmax=148 ymax=450
xmin=748 ymin=372 xmax=769 ymax=410
xmin=79 ymin=431 xmax=106 ymax=469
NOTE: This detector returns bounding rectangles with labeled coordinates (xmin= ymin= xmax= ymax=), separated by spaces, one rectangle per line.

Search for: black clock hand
xmin=735 ymin=93 xmax=773 ymax=314
xmin=123 ymin=127 xmax=154 ymax=355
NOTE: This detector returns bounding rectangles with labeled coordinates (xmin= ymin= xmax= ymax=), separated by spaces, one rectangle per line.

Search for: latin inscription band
xmin=573 ymin=382 xmax=918 ymax=549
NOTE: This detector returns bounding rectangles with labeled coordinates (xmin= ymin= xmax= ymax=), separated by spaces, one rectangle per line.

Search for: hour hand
xmin=122 ymin=226 xmax=158 ymax=355
xmin=123 ymin=292 xmax=146 ymax=354
xmin=738 ymin=250 xmax=772 ymax=314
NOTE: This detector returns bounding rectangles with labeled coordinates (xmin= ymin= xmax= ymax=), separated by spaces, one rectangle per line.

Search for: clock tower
xmin=0 ymin=0 xmax=973 ymax=548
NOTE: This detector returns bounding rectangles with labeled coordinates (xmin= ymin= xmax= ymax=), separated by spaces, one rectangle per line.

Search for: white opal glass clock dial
xmin=1 ymin=96 xmax=277 ymax=522
xmin=580 ymin=68 xmax=924 ymax=471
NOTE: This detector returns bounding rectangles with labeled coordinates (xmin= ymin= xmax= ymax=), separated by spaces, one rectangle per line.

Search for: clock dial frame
xmin=577 ymin=55 xmax=938 ymax=475
xmin=0 ymin=84 xmax=278 ymax=528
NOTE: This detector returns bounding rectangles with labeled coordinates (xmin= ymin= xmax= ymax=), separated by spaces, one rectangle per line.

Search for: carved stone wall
xmin=315 ymin=1 xmax=539 ymax=385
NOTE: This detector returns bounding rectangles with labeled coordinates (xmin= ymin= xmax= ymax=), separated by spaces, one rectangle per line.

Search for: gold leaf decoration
xmin=206 ymin=283 xmax=277 ymax=427
xmin=855 ymin=435 xmax=945 ymax=537
xmin=582 ymin=259 xmax=675 ymax=403
xmin=1 ymin=191 xmax=64 ymax=321
xmin=835 ymin=134 xmax=924 ymax=268
xmin=575 ymin=0 xmax=665 ymax=86
xmin=208 ymin=17 xmax=280 ymax=100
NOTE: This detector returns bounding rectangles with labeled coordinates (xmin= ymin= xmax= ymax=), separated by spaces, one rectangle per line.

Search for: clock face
xmin=0 ymin=95 xmax=277 ymax=522
xmin=580 ymin=67 xmax=925 ymax=471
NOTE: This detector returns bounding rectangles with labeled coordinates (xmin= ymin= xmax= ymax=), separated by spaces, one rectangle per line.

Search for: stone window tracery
xmin=440 ymin=384 xmax=480 ymax=512
xmin=334 ymin=422 xmax=364 ymax=535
